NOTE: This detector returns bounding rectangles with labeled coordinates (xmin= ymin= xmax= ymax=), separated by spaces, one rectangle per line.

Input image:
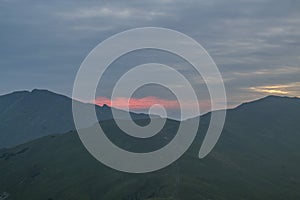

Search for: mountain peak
xmin=232 ymin=94 xmax=300 ymax=115
xmin=31 ymin=88 xmax=48 ymax=92
xmin=263 ymin=95 xmax=299 ymax=100
xmin=30 ymin=89 xmax=55 ymax=95
xmin=101 ymin=104 xmax=110 ymax=109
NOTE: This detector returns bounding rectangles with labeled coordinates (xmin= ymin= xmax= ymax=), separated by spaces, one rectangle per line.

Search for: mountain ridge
xmin=0 ymin=89 xmax=299 ymax=149
xmin=0 ymin=92 xmax=299 ymax=199
xmin=0 ymin=89 xmax=152 ymax=148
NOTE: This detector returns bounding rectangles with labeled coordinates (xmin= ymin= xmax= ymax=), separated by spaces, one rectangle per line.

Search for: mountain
xmin=0 ymin=96 xmax=299 ymax=200
xmin=0 ymin=89 xmax=151 ymax=148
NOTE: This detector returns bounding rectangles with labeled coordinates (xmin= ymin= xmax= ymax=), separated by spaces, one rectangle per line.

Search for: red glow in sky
xmin=94 ymin=96 xmax=180 ymax=110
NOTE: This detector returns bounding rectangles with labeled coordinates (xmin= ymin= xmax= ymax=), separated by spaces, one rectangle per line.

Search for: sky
xmin=1 ymin=0 xmax=300 ymax=116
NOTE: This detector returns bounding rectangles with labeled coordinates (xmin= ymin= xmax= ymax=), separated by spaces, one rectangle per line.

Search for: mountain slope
xmin=0 ymin=89 xmax=151 ymax=148
xmin=0 ymin=96 xmax=299 ymax=200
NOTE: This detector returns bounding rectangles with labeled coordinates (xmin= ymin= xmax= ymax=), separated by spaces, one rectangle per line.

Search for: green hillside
xmin=0 ymin=96 xmax=299 ymax=200
xmin=0 ymin=89 xmax=151 ymax=148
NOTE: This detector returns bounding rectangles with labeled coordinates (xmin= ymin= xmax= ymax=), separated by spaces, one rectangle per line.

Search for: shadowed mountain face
xmin=0 ymin=95 xmax=299 ymax=200
xmin=0 ymin=89 xmax=150 ymax=148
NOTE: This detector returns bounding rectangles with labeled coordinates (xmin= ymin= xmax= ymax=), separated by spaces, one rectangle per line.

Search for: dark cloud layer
xmin=1 ymin=0 xmax=299 ymax=110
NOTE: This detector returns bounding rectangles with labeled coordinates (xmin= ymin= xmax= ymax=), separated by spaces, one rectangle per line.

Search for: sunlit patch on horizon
xmin=92 ymin=96 xmax=218 ymax=116
xmin=94 ymin=96 xmax=180 ymax=110
xmin=249 ymin=82 xmax=300 ymax=96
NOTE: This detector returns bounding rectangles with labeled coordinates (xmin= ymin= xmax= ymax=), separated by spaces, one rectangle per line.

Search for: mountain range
xmin=0 ymin=89 xmax=151 ymax=148
xmin=0 ymin=90 xmax=299 ymax=199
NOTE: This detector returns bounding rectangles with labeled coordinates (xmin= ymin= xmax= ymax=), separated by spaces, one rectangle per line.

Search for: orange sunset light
xmin=94 ymin=96 xmax=180 ymax=110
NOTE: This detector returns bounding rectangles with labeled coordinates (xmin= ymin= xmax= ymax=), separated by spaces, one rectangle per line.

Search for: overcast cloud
xmin=1 ymin=0 xmax=299 ymax=113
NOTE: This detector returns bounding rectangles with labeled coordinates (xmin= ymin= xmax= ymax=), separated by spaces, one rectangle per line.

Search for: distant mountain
xmin=0 ymin=95 xmax=299 ymax=200
xmin=0 ymin=89 xmax=151 ymax=148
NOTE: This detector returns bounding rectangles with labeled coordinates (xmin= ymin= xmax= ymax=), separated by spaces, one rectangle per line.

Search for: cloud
xmin=94 ymin=96 xmax=180 ymax=110
xmin=0 ymin=0 xmax=300 ymax=112
xmin=57 ymin=5 xmax=168 ymax=22
xmin=247 ymin=82 xmax=300 ymax=97
xmin=232 ymin=66 xmax=300 ymax=77
xmin=93 ymin=96 xmax=216 ymax=119
xmin=59 ymin=7 xmax=133 ymax=19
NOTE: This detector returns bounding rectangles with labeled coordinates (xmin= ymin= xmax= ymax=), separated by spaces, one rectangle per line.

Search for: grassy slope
xmin=0 ymin=89 xmax=151 ymax=148
xmin=0 ymin=96 xmax=300 ymax=200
